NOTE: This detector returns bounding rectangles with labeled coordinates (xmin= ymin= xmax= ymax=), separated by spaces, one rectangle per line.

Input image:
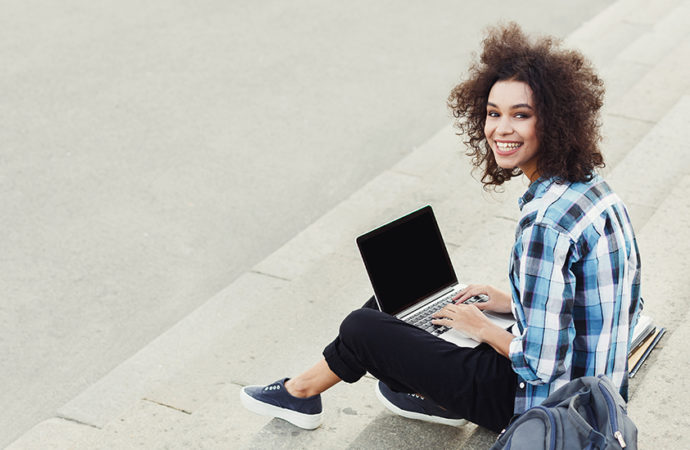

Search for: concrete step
xmin=65 ymin=377 xmax=496 ymax=450
xmin=5 ymin=418 xmax=97 ymax=450
xmin=607 ymin=35 xmax=690 ymax=123
xmin=597 ymin=0 xmax=690 ymax=169
xmin=53 ymin=271 xmax=290 ymax=429
xmin=599 ymin=0 xmax=690 ymax=106
xmin=598 ymin=114 xmax=654 ymax=173
xmin=10 ymin=0 xmax=690 ymax=446
xmin=565 ymin=0 xmax=685 ymax=68
xmin=626 ymin=175 xmax=690 ymax=449
xmin=629 ymin=308 xmax=690 ymax=450
xmin=627 ymin=172 xmax=690 ymax=339
xmin=606 ymin=95 xmax=690 ymax=227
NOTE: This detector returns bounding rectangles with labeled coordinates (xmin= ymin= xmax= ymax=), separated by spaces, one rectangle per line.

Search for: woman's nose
xmin=496 ymin=116 xmax=512 ymax=134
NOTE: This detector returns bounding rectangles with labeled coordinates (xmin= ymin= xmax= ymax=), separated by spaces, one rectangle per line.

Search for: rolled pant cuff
xmin=322 ymin=339 xmax=366 ymax=383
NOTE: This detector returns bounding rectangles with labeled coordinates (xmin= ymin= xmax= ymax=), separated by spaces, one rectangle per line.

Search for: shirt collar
xmin=518 ymin=176 xmax=556 ymax=210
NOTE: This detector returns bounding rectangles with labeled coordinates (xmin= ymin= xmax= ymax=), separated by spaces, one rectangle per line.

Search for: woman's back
xmin=508 ymin=175 xmax=642 ymax=412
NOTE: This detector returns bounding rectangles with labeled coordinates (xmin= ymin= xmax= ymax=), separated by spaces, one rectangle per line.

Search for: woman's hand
xmin=453 ymin=284 xmax=513 ymax=314
xmin=431 ymin=302 xmax=491 ymax=342
xmin=432 ymin=299 xmax=515 ymax=358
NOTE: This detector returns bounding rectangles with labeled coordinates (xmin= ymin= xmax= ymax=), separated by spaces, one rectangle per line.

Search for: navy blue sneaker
xmin=375 ymin=381 xmax=467 ymax=427
xmin=240 ymin=378 xmax=323 ymax=429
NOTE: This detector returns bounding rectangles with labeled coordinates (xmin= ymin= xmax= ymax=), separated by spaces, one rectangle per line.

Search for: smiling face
xmin=484 ymin=79 xmax=540 ymax=181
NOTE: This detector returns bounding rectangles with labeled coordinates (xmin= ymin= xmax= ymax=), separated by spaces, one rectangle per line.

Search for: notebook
xmin=356 ymin=205 xmax=515 ymax=348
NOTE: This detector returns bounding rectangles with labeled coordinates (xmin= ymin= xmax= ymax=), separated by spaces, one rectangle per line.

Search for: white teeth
xmin=496 ymin=142 xmax=521 ymax=150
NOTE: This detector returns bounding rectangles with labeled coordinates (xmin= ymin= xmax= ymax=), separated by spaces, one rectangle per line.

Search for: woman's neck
xmin=520 ymin=159 xmax=540 ymax=184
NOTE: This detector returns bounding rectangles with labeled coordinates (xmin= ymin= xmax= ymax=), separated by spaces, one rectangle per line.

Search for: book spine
xmin=630 ymin=328 xmax=666 ymax=378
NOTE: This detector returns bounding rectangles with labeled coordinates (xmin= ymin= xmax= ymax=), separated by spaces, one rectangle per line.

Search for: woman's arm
xmin=479 ymin=322 xmax=514 ymax=358
xmin=508 ymin=223 xmax=577 ymax=384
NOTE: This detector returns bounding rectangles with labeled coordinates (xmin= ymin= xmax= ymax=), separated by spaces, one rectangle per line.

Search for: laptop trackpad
xmin=439 ymin=329 xmax=480 ymax=348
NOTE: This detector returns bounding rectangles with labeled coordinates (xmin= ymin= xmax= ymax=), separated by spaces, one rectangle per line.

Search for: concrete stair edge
xmin=9 ymin=0 xmax=689 ymax=446
xmin=564 ymin=0 xmax=686 ymax=69
xmin=606 ymin=95 xmax=690 ymax=227
xmin=626 ymin=175 xmax=690 ymax=448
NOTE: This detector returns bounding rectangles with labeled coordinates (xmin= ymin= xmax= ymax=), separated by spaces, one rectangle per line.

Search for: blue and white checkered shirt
xmin=508 ymin=175 xmax=642 ymax=414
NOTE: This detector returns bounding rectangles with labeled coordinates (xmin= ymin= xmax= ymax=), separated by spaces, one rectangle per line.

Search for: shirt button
xmin=519 ymin=382 xmax=526 ymax=389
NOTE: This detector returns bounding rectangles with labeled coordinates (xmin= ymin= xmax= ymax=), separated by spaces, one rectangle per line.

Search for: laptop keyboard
xmin=406 ymin=294 xmax=488 ymax=336
xmin=406 ymin=294 xmax=453 ymax=336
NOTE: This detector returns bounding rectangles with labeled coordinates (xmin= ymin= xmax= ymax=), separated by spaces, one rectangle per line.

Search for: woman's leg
xmin=285 ymin=359 xmax=340 ymax=398
xmin=322 ymin=307 xmax=517 ymax=432
xmin=242 ymin=296 xmax=515 ymax=431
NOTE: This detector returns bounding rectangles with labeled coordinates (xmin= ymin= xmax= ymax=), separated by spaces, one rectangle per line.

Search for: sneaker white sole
xmin=375 ymin=384 xmax=467 ymax=427
xmin=239 ymin=387 xmax=322 ymax=430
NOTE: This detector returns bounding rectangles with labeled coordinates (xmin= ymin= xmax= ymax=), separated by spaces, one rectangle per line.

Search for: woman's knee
xmin=339 ymin=308 xmax=386 ymax=342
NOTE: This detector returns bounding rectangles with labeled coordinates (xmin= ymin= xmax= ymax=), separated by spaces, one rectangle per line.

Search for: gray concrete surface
xmin=0 ymin=1 xmax=615 ymax=446
xmin=625 ymin=174 xmax=690 ymax=449
xmin=6 ymin=0 xmax=690 ymax=447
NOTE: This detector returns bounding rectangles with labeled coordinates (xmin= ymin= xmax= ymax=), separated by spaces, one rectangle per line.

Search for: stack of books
xmin=627 ymin=314 xmax=665 ymax=377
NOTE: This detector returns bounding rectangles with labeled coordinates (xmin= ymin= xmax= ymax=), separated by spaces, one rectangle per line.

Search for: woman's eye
xmin=487 ymin=111 xmax=499 ymax=117
xmin=515 ymin=112 xmax=531 ymax=119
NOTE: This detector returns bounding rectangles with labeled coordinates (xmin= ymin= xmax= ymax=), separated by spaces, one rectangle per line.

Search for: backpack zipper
xmin=598 ymin=383 xmax=626 ymax=448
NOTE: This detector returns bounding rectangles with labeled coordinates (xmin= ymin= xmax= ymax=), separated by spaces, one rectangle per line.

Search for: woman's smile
xmin=494 ymin=140 xmax=523 ymax=156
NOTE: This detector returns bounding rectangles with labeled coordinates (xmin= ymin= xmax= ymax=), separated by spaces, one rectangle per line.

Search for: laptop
xmin=356 ymin=205 xmax=515 ymax=348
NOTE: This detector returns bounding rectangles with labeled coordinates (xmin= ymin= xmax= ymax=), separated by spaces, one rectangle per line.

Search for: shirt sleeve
xmin=509 ymin=223 xmax=577 ymax=385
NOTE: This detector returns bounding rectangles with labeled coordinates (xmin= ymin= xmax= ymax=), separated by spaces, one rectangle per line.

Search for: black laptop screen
xmin=356 ymin=206 xmax=458 ymax=316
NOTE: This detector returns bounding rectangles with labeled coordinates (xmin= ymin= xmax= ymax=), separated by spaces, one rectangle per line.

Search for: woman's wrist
xmin=479 ymin=323 xmax=513 ymax=358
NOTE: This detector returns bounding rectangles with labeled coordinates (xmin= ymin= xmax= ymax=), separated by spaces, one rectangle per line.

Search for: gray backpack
xmin=491 ymin=375 xmax=637 ymax=450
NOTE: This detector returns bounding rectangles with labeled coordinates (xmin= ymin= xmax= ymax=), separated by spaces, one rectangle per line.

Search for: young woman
xmin=240 ymin=23 xmax=642 ymax=434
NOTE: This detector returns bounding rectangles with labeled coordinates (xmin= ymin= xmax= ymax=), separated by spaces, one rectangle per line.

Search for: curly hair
xmin=448 ymin=23 xmax=605 ymax=188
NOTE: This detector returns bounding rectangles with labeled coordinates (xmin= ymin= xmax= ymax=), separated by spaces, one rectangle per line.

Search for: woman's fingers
xmin=453 ymin=286 xmax=473 ymax=301
xmin=432 ymin=305 xmax=459 ymax=327
xmin=452 ymin=285 xmax=468 ymax=301
xmin=431 ymin=317 xmax=452 ymax=327
xmin=432 ymin=303 xmax=487 ymax=339
xmin=432 ymin=305 xmax=460 ymax=326
xmin=454 ymin=285 xmax=489 ymax=303
xmin=473 ymin=299 xmax=491 ymax=311
xmin=432 ymin=305 xmax=454 ymax=318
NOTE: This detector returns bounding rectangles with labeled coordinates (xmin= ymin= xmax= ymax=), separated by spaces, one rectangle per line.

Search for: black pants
xmin=323 ymin=297 xmax=517 ymax=433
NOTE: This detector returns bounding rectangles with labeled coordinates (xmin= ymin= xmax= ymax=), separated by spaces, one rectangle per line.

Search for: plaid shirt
xmin=508 ymin=175 xmax=642 ymax=414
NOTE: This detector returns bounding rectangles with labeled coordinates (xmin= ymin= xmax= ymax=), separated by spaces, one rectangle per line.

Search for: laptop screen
xmin=356 ymin=206 xmax=458 ymax=316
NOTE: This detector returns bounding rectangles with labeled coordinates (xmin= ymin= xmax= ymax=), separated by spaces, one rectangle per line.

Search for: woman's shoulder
xmin=527 ymin=174 xmax=619 ymax=236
